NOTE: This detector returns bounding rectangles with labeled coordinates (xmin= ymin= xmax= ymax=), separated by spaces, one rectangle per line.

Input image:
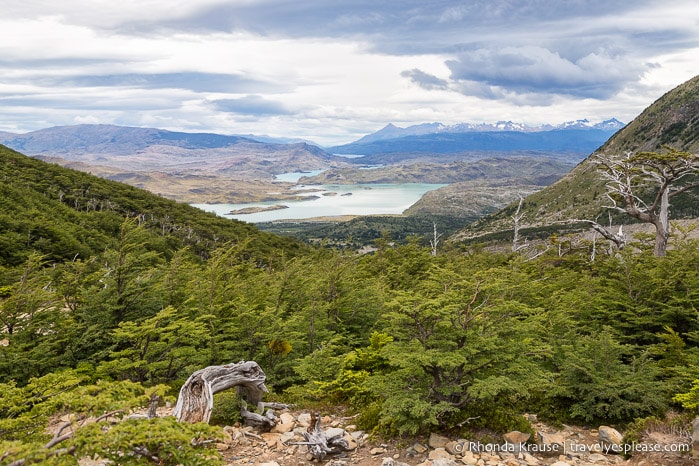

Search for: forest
xmin=1 ymin=144 xmax=699 ymax=464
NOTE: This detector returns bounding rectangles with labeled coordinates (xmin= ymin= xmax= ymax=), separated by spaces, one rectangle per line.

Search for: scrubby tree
xmin=594 ymin=147 xmax=699 ymax=256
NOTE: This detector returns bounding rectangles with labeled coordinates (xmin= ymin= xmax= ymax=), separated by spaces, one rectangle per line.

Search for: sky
xmin=1 ymin=1 xmax=698 ymax=146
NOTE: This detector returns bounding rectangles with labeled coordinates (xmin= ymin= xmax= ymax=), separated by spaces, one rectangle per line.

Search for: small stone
xmin=297 ymin=412 xmax=311 ymax=426
xmin=214 ymin=442 xmax=229 ymax=451
xmin=325 ymin=427 xmax=345 ymax=439
xmin=550 ymin=462 xmax=571 ymax=466
xmin=271 ymin=421 xmax=295 ymax=433
xmin=382 ymin=459 xmax=410 ymax=466
xmin=413 ymin=443 xmax=428 ymax=453
xmin=343 ymin=432 xmax=358 ymax=450
xmin=536 ymin=431 xmax=566 ymax=457
xmin=429 ymin=447 xmax=453 ymax=460
xmin=588 ymin=453 xmax=608 ymax=463
xmin=279 ymin=412 xmax=295 ymax=424
xmin=503 ymin=431 xmax=531 ymax=445
xmin=280 ymin=431 xmax=296 ymax=443
xmin=261 ymin=432 xmax=282 ymax=449
xmin=371 ymin=447 xmax=387 ymax=455
xmin=345 ymin=424 xmax=357 ymax=432
xmin=259 ymin=462 xmax=280 ymax=466
xmin=446 ymin=440 xmax=465 ymax=455
xmin=461 ymin=449 xmax=477 ymax=464
xmin=429 ymin=433 xmax=451 ymax=449
xmin=598 ymin=426 xmax=623 ymax=453
xmin=521 ymin=451 xmax=540 ymax=465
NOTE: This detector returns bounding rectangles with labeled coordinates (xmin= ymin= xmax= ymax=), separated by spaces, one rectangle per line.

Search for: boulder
xmin=325 ymin=427 xmax=346 ymax=439
xmin=412 ymin=443 xmax=428 ymax=454
xmin=296 ymin=412 xmax=311 ymax=427
xmin=503 ymin=430 xmax=531 ymax=445
xmin=535 ymin=431 xmax=566 ymax=457
xmin=261 ymin=432 xmax=282 ymax=449
xmin=428 ymin=433 xmax=450 ymax=449
xmin=598 ymin=426 xmax=623 ymax=454
xmin=428 ymin=447 xmax=452 ymax=461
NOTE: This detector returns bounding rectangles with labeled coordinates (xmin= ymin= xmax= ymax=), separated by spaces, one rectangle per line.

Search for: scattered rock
xmin=445 ymin=440 xmax=465 ymax=455
xmin=261 ymin=432 xmax=282 ymax=449
xmin=503 ymin=430 xmax=531 ymax=445
xmin=381 ymin=458 xmax=410 ymax=466
xmin=537 ymin=431 xmax=566 ymax=457
xmin=428 ymin=447 xmax=452 ymax=460
xmin=413 ymin=443 xmax=428 ymax=454
xmin=598 ymin=426 xmax=623 ymax=453
xmin=325 ymin=427 xmax=345 ymax=439
xmin=371 ymin=447 xmax=387 ymax=455
xmin=428 ymin=432 xmax=450 ymax=449
xmin=296 ymin=412 xmax=311 ymax=427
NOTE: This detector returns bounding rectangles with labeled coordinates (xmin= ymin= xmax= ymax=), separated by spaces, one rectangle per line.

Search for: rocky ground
xmin=214 ymin=409 xmax=698 ymax=466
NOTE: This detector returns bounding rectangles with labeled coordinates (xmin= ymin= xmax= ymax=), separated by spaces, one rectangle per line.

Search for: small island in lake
xmin=228 ymin=205 xmax=289 ymax=215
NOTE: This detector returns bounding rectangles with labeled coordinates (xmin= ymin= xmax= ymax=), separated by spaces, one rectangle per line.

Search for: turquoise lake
xmin=192 ymin=182 xmax=446 ymax=223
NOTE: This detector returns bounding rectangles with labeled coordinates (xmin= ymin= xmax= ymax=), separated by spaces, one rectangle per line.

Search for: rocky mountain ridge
xmin=353 ymin=119 xmax=625 ymax=144
xmin=454 ymin=74 xmax=699 ymax=243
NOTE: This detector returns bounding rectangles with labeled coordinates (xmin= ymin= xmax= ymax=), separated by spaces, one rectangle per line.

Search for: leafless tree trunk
xmin=174 ymin=360 xmax=283 ymax=426
xmin=512 ymin=196 xmax=525 ymax=252
xmin=430 ymin=222 xmax=442 ymax=256
xmin=290 ymin=412 xmax=350 ymax=461
xmin=594 ymin=148 xmax=699 ymax=257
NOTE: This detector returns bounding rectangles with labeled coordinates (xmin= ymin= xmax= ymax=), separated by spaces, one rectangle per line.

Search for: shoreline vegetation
xmin=228 ymin=204 xmax=290 ymax=215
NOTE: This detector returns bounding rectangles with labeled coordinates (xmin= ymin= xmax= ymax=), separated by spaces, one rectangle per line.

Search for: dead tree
xmin=594 ymin=148 xmax=699 ymax=257
xmin=174 ymin=360 xmax=287 ymax=428
xmin=511 ymin=195 xmax=526 ymax=252
xmin=430 ymin=222 xmax=443 ymax=256
xmin=291 ymin=412 xmax=350 ymax=461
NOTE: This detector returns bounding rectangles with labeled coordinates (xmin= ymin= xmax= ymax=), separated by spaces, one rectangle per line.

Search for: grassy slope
xmin=0 ymin=144 xmax=304 ymax=271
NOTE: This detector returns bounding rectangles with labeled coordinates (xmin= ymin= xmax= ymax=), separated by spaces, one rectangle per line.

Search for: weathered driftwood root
xmin=174 ymin=360 xmax=275 ymax=424
xmin=301 ymin=412 xmax=350 ymax=461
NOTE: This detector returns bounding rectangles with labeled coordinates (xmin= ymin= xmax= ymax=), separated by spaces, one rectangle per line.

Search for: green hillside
xmin=3 ymin=141 xmax=699 ymax=463
xmin=455 ymin=75 xmax=699 ymax=242
xmin=0 ymin=144 xmax=303 ymax=273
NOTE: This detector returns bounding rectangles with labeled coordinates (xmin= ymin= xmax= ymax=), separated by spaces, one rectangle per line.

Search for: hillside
xmin=454 ymin=75 xmax=699 ymax=242
xmin=4 ymin=140 xmax=699 ymax=465
xmin=299 ymin=156 xmax=572 ymax=185
xmin=0 ymin=144 xmax=304 ymax=270
xmin=0 ymin=125 xmax=351 ymax=203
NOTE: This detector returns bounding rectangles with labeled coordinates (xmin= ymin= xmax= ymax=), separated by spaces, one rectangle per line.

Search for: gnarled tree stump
xmin=174 ymin=360 xmax=279 ymax=425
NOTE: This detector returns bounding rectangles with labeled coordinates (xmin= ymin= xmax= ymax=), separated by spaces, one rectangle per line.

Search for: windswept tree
xmin=594 ymin=147 xmax=699 ymax=257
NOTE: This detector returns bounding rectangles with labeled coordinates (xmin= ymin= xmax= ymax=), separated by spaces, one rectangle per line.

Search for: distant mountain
xmin=328 ymin=119 xmax=625 ymax=159
xmin=352 ymin=118 xmax=625 ymax=144
xmin=453 ymin=76 xmax=699 ymax=243
xmin=0 ymin=124 xmax=347 ymax=181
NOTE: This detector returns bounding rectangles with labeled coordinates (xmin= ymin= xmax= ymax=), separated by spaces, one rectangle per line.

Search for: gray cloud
xmin=445 ymin=46 xmax=649 ymax=99
xmin=401 ymin=69 xmax=449 ymax=91
xmin=30 ymin=72 xmax=282 ymax=94
xmin=210 ymin=96 xmax=293 ymax=116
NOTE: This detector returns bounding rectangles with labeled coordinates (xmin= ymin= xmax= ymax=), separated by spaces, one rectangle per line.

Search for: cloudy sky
xmin=1 ymin=1 xmax=698 ymax=145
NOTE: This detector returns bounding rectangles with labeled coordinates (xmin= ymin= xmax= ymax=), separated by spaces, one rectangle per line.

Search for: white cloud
xmin=0 ymin=1 xmax=698 ymax=144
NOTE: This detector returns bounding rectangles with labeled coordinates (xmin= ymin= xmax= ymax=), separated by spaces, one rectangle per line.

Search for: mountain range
xmin=350 ymin=118 xmax=625 ymax=144
xmin=0 ymin=118 xmax=626 ymax=204
xmin=454 ymin=75 xmax=699 ymax=243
